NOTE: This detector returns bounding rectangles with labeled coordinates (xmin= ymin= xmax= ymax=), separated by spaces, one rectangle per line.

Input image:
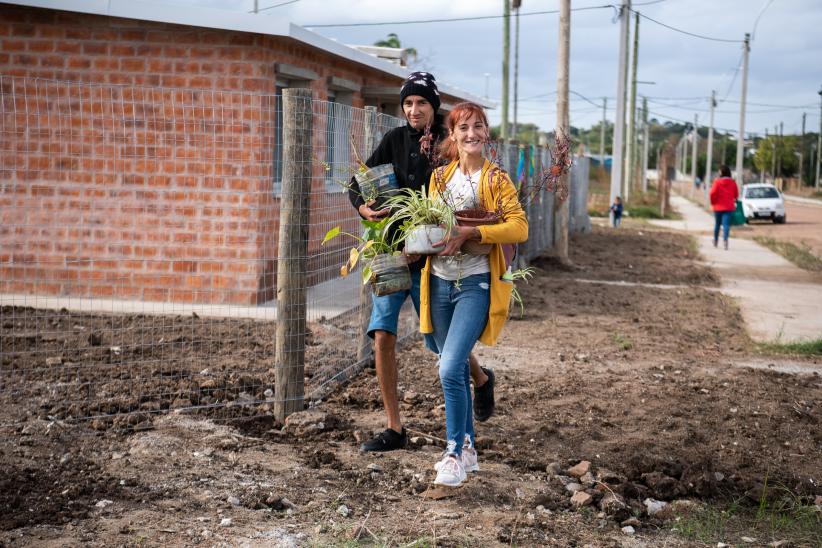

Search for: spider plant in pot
xmin=321 ymin=216 xmax=411 ymax=297
xmin=382 ymin=188 xmax=456 ymax=256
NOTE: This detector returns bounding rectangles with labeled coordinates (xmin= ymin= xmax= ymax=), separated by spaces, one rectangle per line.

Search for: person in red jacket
xmin=709 ymin=165 xmax=739 ymax=250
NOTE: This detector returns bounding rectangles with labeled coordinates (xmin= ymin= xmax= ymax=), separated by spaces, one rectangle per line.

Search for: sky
xmin=166 ymin=0 xmax=821 ymax=138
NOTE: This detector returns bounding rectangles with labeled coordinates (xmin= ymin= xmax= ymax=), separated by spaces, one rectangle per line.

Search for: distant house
xmin=0 ymin=0 xmax=488 ymax=307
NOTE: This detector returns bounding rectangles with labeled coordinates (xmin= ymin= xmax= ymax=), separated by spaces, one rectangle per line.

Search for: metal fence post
xmin=356 ymin=106 xmax=378 ymax=364
xmin=274 ymin=88 xmax=313 ymax=422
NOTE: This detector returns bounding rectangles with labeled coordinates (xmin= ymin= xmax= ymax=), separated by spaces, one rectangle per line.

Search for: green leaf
xmin=361 ymin=265 xmax=373 ymax=285
xmin=322 ymin=226 xmax=341 ymax=245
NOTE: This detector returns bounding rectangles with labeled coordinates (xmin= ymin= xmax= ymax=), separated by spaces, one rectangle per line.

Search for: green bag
xmin=730 ymin=200 xmax=746 ymax=226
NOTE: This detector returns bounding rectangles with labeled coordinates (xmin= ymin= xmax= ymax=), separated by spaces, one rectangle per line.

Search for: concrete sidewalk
xmin=649 ymin=195 xmax=822 ymax=343
xmin=784 ymin=193 xmax=822 ymax=207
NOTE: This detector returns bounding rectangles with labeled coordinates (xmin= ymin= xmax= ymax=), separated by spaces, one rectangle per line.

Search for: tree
xmin=753 ymin=135 xmax=799 ymax=178
xmin=373 ymin=33 xmax=417 ymax=62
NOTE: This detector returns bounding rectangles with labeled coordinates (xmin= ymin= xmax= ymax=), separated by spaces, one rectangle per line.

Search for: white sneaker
xmin=433 ymin=454 xmax=467 ymax=487
xmin=434 ymin=447 xmax=479 ymax=473
xmin=461 ymin=446 xmax=479 ymax=473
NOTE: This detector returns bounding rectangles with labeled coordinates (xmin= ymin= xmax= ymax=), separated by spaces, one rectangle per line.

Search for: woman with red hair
xmin=420 ymin=102 xmax=528 ymax=486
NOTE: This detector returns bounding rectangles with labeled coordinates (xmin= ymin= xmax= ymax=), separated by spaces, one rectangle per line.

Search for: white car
xmin=741 ymin=183 xmax=786 ymax=224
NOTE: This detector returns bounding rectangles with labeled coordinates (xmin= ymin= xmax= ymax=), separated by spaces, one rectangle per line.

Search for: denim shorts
xmin=367 ymin=268 xmax=421 ymax=338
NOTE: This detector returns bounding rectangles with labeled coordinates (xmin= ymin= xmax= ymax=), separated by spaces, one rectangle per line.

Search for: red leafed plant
xmin=430 ymin=130 xmax=574 ymax=221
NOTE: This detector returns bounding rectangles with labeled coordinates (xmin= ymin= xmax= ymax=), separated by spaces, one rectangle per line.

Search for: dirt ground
xmin=1 ymin=226 xmax=820 ymax=547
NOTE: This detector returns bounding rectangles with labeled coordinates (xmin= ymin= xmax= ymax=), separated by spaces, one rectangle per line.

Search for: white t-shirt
xmin=431 ymin=167 xmax=491 ymax=281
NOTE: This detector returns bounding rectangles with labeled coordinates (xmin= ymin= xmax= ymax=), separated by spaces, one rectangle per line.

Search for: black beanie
xmin=400 ymin=71 xmax=441 ymax=113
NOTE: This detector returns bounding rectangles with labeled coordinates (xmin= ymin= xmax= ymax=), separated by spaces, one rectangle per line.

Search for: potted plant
xmin=349 ymin=135 xmax=400 ymax=207
xmin=382 ymin=188 xmax=455 ymax=255
xmin=322 ymin=216 xmax=411 ymax=296
xmin=431 ymin=132 xmax=574 ymax=260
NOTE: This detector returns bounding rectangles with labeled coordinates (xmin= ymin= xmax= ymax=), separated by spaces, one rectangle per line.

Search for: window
xmin=745 ymin=187 xmax=779 ymax=199
xmin=272 ymin=85 xmax=285 ymax=195
xmin=272 ymin=64 xmax=317 ymax=196
xmin=324 ymin=94 xmax=352 ymax=193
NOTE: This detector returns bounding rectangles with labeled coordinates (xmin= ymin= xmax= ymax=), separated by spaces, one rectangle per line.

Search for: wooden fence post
xmin=659 ymin=142 xmax=674 ymax=218
xmin=356 ymin=106 xmax=378 ymax=363
xmin=274 ymin=88 xmax=313 ymax=423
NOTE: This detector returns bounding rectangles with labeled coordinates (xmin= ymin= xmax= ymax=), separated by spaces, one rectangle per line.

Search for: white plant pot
xmin=404 ymin=225 xmax=447 ymax=255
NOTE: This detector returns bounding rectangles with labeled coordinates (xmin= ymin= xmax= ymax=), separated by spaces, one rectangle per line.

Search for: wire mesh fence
xmin=0 ymin=75 xmax=588 ymax=428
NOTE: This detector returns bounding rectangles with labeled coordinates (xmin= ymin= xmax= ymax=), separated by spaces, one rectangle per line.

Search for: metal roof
xmin=5 ymin=0 xmax=492 ymax=108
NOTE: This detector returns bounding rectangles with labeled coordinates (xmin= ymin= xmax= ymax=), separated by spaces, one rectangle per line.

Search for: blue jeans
xmin=367 ymin=268 xmax=421 ymax=337
xmin=427 ymin=273 xmax=490 ymax=456
xmin=714 ymin=211 xmax=732 ymax=243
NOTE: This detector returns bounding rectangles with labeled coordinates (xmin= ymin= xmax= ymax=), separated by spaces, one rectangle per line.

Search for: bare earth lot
xmin=1 ymin=226 xmax=820 ymax=547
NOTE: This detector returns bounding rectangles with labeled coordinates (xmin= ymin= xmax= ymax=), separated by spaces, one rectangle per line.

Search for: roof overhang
xmin=4 ymin=0 xmax=493 ymax=108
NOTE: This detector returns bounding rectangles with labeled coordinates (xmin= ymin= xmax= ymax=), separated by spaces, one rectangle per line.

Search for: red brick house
xmin=0 ymin=0 xmax=487 ymax=307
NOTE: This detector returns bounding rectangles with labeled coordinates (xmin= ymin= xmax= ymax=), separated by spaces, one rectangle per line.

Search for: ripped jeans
xmin=427 ymin=272 xmax=490 ymax=456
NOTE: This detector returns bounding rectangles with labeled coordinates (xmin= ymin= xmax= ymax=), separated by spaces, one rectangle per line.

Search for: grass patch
xmin=753 ymin=237 xmax=822 ymax=272
xmin=759 ymin=338 xmax=822 ymax=356
xmin=611 ymin=334 xmax=633 ymax=351
xmin=626 ymin=205 xmax=666 ymax=219
xmin=673 ymin=484 xmax=821 ymax=546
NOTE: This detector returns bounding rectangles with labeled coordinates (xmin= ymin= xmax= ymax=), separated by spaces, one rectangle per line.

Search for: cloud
xmin=162 ymin=0 xmax=822 ymax=134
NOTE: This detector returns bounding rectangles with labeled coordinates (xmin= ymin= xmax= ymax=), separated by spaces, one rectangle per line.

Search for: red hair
xmin=439 ymin=102 xmax=490 ymax=164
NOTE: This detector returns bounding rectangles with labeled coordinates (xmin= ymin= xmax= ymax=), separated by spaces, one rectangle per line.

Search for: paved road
xmin=650 ymin=195 xmax=822 ymax=343
xmin=743 ymin=196 xmax=822 ymax=259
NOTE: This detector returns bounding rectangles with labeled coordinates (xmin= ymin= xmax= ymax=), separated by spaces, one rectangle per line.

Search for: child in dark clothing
xmin=610 ymin=196 xmax=623 ymax=227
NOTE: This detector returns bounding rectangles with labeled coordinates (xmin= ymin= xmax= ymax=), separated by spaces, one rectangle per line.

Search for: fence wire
xmin=0 ymin=75 xmax=588 ymax=427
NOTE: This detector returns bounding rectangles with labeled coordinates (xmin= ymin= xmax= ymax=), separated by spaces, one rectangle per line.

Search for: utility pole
xmin=735 ymin=33 xmax=750 ymax=190
xmin=771 ymin=125 xmax=777 ymax=183
xmin=641 ymin=96 xmax=649 ymax=192
xmin=554 ymin=0 xmax=571 ymax=262
xmin=624 ymin=10 xmax=639 ymax=202
xmin=501 ymin=0 xmax=511 ymax=142
xmin=705 ymin=91 xmax=716 ymax=191
xmin=816 ymin=85 xmax=822 ymax=190
xmin=610 ymin=0 xmax=631 ymax=223
xmin=600 ymin=97 xmax=607 ymax=166
xmin=512 ymin=0 xmax=521 ymax=140
xmin=691 ymin=114 xmax=699 ymax=186
xmin=777 ymin=121 xmax=783 ymax=182
xmin=799 ymin=112 xmax=805 ymax=185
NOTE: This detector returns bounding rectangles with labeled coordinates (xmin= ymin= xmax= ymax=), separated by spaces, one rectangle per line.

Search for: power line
xmin=723 ymin=99 xmax=817 ymax=109
xmin=629 ymin=8 xmax=743 ymax=43
xmin=252 ymin=0 xmax=300 ymax=13
xmin=718 ymin=50 xmax=744 ymax=103
xmin=304 ymin=4 xmax=613 ymax=28
xmin=751 ymin=0 xmax=776 ymax=40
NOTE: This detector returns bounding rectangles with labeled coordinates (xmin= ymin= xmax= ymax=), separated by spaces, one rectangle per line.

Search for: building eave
xmin=3 ymin=0 xmax=493 ymax=108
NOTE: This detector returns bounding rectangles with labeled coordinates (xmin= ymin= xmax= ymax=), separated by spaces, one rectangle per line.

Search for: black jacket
xmin=348 ymin=120 xmax=446 ymax=262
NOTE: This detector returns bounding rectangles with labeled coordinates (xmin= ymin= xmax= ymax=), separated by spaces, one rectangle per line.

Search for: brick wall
xmin=0 ymin=4 xmax=463 ymax=305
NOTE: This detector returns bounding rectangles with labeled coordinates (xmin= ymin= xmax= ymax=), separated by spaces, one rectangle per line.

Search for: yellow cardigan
xmin=419 ymin=159 xmax=529 ymax=346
